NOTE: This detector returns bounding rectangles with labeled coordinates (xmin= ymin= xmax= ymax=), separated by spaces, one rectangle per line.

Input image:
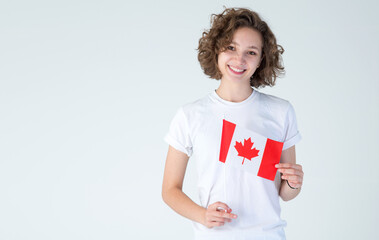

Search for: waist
xmin=193 ymin=219 xmax=287 ymax=240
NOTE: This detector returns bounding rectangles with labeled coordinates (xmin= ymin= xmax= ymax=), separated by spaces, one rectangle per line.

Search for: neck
xmin=215 ymin=80 xmax=253 ymax=103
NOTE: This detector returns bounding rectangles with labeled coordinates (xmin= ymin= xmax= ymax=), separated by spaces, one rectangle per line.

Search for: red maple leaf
xmin=234 ymin=137 xmax=260 ymax=165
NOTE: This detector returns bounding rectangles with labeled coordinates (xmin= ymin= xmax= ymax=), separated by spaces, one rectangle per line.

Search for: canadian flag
xmin=219 ymin=119 xmax=284 ymax=181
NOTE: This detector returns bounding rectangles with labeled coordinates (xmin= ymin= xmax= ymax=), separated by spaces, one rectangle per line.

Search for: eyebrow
xmin=231 ymin=41 xmax=260 ymax=50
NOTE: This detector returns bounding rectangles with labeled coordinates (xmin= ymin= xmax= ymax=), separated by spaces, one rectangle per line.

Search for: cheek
xmin=217 ymin=53 xmax=225 ymax=62
xmin=249 ymin=57 xmax=261 ymax=67
xmin=217 ymin=54 xmax=227 ymax=68
xmin=219 ymin=50 xmax=234 ymax=59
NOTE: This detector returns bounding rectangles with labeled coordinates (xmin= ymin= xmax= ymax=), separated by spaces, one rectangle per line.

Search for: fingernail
xmin=275 ymin=164 xmax=279 ymax=168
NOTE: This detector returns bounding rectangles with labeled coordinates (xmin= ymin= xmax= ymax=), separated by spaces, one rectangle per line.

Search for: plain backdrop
xmin=0 ymin=0 xmax=378 ymax=239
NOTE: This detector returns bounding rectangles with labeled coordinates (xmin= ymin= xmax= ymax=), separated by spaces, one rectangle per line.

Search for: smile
xmin=228 ymin=65 xmax=246 ymax=74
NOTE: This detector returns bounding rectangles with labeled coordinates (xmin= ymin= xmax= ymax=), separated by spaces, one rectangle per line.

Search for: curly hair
xmin=197 ymin=7 xmax=284 ymax=88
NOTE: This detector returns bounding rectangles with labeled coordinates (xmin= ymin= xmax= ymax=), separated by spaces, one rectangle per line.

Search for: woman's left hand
xmin=275 ymin=163 xmax=304 ymax=189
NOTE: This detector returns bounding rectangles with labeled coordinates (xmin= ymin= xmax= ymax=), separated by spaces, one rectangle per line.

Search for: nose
xmin=234 ymin=51 xmax=246 ymax=65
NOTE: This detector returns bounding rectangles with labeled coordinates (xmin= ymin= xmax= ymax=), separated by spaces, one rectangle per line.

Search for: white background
xmin=1 ymin=0 xmax=378 ymax=239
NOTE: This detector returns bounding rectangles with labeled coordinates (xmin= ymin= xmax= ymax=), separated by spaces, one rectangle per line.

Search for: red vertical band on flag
xmin=258 ymin=138 xmax=284 ymax=181
xmin=219 ymin=120 xmax=236 ymax=163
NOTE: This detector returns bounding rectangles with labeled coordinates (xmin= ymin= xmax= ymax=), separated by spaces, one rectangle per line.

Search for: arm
xmin=162 ymin=146 xmax=237 ymax=228
xmin=275 ymin=145 xmax=304 ymax=201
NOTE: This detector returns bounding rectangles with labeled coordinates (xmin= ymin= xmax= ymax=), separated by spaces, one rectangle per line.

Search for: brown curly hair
xmin=197 ymin=7 xmax=284 ymax=88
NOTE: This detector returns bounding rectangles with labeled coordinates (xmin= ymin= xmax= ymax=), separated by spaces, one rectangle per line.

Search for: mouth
xmin=228 ymin=65 xmax=246 ymax=74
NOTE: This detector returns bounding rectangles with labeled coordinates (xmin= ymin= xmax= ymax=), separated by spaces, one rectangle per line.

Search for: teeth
xmin=229 ymin=65 xmax=244 ymax=73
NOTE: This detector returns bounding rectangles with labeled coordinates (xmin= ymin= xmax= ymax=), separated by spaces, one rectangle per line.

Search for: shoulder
xmin=181 ymin=93 xmax=212 ymax=116
xmin=255 ymin=90 xmax=292 ymax=115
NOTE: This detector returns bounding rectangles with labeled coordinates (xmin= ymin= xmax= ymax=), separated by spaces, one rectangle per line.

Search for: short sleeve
xmin=164 ymin=107 xmax=193 ymax=157
xmin=282 ymin=103 xmax=302 ymax=150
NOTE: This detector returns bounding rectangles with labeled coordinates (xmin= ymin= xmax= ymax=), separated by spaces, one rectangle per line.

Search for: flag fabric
xmin=219 ymin=119 xmax=284 ymax=181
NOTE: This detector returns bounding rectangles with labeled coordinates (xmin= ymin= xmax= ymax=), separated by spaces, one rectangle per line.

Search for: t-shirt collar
xmin=210 ymin=89 xmax=258 ymax=106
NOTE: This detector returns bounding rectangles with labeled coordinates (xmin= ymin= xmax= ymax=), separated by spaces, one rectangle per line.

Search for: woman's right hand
xmin=203 ymin=201 xmax=238 ymax=228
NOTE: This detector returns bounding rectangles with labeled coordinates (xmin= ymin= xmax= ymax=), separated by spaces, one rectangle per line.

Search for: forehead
xmin=231 ymin=27 xmax=263 ymax=49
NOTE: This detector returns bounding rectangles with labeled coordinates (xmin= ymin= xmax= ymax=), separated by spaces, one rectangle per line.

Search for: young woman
xmin=162 ymin=7 xmax=304 ymax=240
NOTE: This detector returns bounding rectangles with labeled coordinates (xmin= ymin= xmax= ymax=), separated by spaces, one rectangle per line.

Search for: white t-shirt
xmin=164 ymin=89 xmax=302 ymax=240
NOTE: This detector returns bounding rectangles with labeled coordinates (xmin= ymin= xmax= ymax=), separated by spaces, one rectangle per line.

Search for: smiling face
xmin=217 ymin=27 xmax=263 ymax=85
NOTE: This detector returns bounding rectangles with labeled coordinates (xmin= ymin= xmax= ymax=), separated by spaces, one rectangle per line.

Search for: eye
xmin=226 ymin=46 xmax=235 ymax=51
xmin=248 ymin=51 xmax=257 ymax=56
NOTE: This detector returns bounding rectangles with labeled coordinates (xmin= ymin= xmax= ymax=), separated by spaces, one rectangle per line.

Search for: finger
xmin=276 ymin=163 xmax=302 ymax=170
xmin=281 ymin=173 xmax=302 ymax=180
xmin=208 ymin=202 xmax=237 ymax=219
xmin=216 ymin=207 xmax=228 ymax=213
xmin=277 ymin=168 xmax=300 ymax=175
xmin=208 ymin=216 xmax=229 ymax=223
xmin=214 ymin=210 xmax=238 ymax=219
xmin=288 ymin=181 xmax=302 ymax=186
xmin=281 ymin=174 xmax=302 ymax=181
xmin=208 ymin=221 xmax=224 ymax=228
xmin=281 ymin=171 xmax=303 ymax=179
xmin=209 ymin=201 xmax=231 ymax=212
xmin=209 ymin=216 xmax=224 ymax=222
xmin=280 ymin=171 xmax=304 ymax=179
xmin=287 ymin=181 xmax=302 ymax=188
